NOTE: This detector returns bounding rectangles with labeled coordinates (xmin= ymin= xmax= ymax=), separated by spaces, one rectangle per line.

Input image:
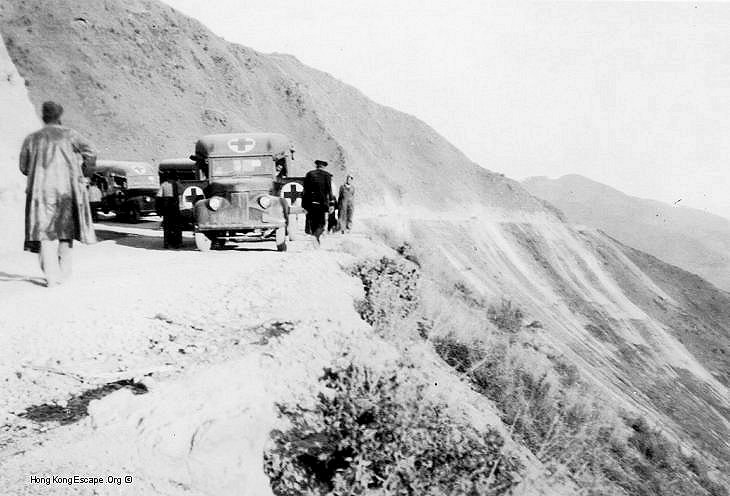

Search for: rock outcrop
xmin=0 ymin=34 xmax=38 ymax=252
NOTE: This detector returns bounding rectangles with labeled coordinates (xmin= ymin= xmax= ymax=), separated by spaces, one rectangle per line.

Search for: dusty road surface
xmin=0 ymin=219 xmax=391 ymax=495
xmin=0 ymin=218 xmax=542 ymax=496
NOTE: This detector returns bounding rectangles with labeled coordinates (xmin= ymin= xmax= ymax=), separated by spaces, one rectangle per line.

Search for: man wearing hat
xmin=301 ymin=159 xmax=334 ymax=245
xmin=19 ymin=101 xmax=97 ymax=287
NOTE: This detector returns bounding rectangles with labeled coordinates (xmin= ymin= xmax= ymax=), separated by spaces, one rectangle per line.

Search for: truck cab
xmin=160 ymin=133 xmax=298 ymax=251
xmin=88 ymin=160 xmax=159 ymax=222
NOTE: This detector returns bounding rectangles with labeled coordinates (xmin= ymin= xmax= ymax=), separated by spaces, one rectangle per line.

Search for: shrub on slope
xmin=349 ymin=257 xmax=420 ymax=334
xmin=264 ymin=364 xmax=522 ymax=496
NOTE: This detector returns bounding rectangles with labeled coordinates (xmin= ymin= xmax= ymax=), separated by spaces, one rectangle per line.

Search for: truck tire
xmin=287 ymin=214 xmax=296 ymax=241
xmin=211 ymin=238 xmax=226 ymax=250
xmin=194 ymin=232 xmax=212 ymax=252
xmin=276 ymin=227 xmax=287 ymax=252
xmin=131 ymin=207 xmax=141 ymax=223
xmin=125 ymin=205 xmax=141 ymax=223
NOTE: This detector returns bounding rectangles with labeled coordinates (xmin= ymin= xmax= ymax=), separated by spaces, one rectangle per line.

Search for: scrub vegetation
xmin=349 ymin=256 xmax=421 ymax=333
xmin=339 ymin=252 xmax=728 ymax=496
xmin=264 ymin=364 xmax=522 ymax=496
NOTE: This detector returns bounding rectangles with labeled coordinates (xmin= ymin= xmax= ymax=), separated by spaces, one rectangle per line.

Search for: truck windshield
xmin=210 ymin=157 xmax=272 ymax=177
xmin=126 ymin=175 xmax=160 ymax=189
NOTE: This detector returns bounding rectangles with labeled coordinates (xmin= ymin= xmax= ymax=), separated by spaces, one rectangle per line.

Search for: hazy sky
xmin=164 ymin=1 xmax=730 ymax=220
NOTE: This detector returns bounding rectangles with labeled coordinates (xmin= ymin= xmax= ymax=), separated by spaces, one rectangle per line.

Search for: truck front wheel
xmin=194 ymin=232 xmax=212 ymax=252
xmin=276 ymin=227 xmax=287 ymax=252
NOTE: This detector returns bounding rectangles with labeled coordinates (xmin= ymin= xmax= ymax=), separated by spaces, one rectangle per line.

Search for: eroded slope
xmin=386 ymin=214 xmax=729 ymax=476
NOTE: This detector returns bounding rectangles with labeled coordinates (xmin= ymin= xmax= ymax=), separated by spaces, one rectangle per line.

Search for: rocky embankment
xmin=0 ymin=35 xmax=37 ymax=253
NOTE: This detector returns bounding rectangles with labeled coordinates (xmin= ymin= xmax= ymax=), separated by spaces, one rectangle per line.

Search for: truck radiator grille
xmin=230 ymin=193 xmax=248 ymax=220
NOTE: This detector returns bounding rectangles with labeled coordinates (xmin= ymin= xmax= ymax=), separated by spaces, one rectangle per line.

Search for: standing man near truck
xmin=157 ymin=171 xmax=182 ymax=249
xmin=302 ymin=159 xmax=334 ymax=246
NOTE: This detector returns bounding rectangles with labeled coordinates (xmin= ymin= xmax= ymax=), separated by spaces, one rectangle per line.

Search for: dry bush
xmin=350 ymin=257 xmax=421 ymax=334
xmin=433 ymin=334 xmax=485 ymax=373
xmin=487 ymin=299 xmax=525 ymax=333
xmin=264 ymin=364 xmax=523 ymax=496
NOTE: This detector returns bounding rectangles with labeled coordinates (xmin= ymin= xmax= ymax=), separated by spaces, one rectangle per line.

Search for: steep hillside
xmin=0 ymin=35 xmax=38 ymax=253
xmin=387 ymin=217 xmax=730 ymax=480
xmin=523 ymin=174 xmax=730 ymax=291
xmin=0 ymin=0 xmax=544 ymax=214
xmin=2 ymin=0 xmax=728 ymax=492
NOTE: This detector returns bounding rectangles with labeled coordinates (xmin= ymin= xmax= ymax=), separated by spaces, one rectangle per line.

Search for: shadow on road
xmin=0 ymin=271 xmax=46 ymax=287
xmin=94 ymin=224 xmax=283 ymax=252
xmin=96 ymin=234 xmax=185 ymax=251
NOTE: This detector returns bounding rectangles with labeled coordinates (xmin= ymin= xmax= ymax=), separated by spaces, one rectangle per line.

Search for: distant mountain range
xmin=523 ymin=174 xmax=730 ymax=292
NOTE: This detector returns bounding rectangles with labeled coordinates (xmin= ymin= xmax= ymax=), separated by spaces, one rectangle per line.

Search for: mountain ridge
xmin=527 ymin=173 xmax=730 ymax=223
xmin=0 ymin=0 xmax=547 ymax=215
xmin=523 ymin=174 xmax=730 ymax=291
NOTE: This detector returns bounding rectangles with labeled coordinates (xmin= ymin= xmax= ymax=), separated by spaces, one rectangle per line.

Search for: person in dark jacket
xmin=302 ymin=159 xmax=334 ymax=245
xmin=327 ymin=176 xmax=339 ymax=234
xmin=157 ymin=171 xmax=182 ymax=249
xmin=338 ymin=174 xmax=355 ymax=233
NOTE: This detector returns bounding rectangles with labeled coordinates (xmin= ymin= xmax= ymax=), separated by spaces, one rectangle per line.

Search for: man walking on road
xmin=338 ymin=174 xmax=355 ymax=233
xmin=19 ymin=101 xmax=97 ymax=287
xmin=302 ymin=159 xmax=334 ymax=246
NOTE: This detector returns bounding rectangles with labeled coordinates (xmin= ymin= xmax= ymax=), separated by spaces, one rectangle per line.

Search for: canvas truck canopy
xmin=158 ymin=157 xmax=198 ymax=182
xmin=91 ymin=160 xmax=159 ymax=189
xmin=158 ymin=158 xmax=196 ymax=174
xmin=193 ymin=133 xmax=292 ymax=160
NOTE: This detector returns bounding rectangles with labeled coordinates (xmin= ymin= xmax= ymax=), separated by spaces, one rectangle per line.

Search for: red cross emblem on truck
xmin=228 ymin=137 xmax=256 ymax=153
xmin=181 ymin=186 xmax=204 ymax=209
xmin=280 ymin=181 xmax=303 ymax=207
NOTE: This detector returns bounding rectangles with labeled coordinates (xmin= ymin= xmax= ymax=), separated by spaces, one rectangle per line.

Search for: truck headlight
xmin=258 ymin=196 xmax=272 ymax=209
xmin=209 ymin=196 xmax=223 ymax=211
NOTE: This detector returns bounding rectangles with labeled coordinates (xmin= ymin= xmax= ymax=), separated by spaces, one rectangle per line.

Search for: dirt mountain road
xmin=0 ymin=220 xmax=531 ymax=496
xmin=0 ymin=221 xmax=375 ymax=494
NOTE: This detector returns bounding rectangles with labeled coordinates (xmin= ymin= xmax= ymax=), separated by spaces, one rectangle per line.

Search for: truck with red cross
xmin=157 ymin=133 xmax=304 ymax=251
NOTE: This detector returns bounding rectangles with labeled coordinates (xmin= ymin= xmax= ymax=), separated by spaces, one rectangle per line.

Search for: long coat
xmin=302 ymin=168 xmax=333 ymax=236
xmin=19 ymin=124 xmax=97 ymax=251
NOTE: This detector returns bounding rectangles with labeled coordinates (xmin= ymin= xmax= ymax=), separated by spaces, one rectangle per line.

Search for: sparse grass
xmin=432 ymin=322 xmax=728 ymax=496
xmin=613 ymin=416 xmax=730 ymax=496
xmin=264 ymin=364 xmax=523 ymax=496
xmin=453 ymin=281 xmax=486 ymax=308
xmin=344 ymin=241 xmax=728 ymax=496
xmin=487 ymin=299 xmax=524 ymax=333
